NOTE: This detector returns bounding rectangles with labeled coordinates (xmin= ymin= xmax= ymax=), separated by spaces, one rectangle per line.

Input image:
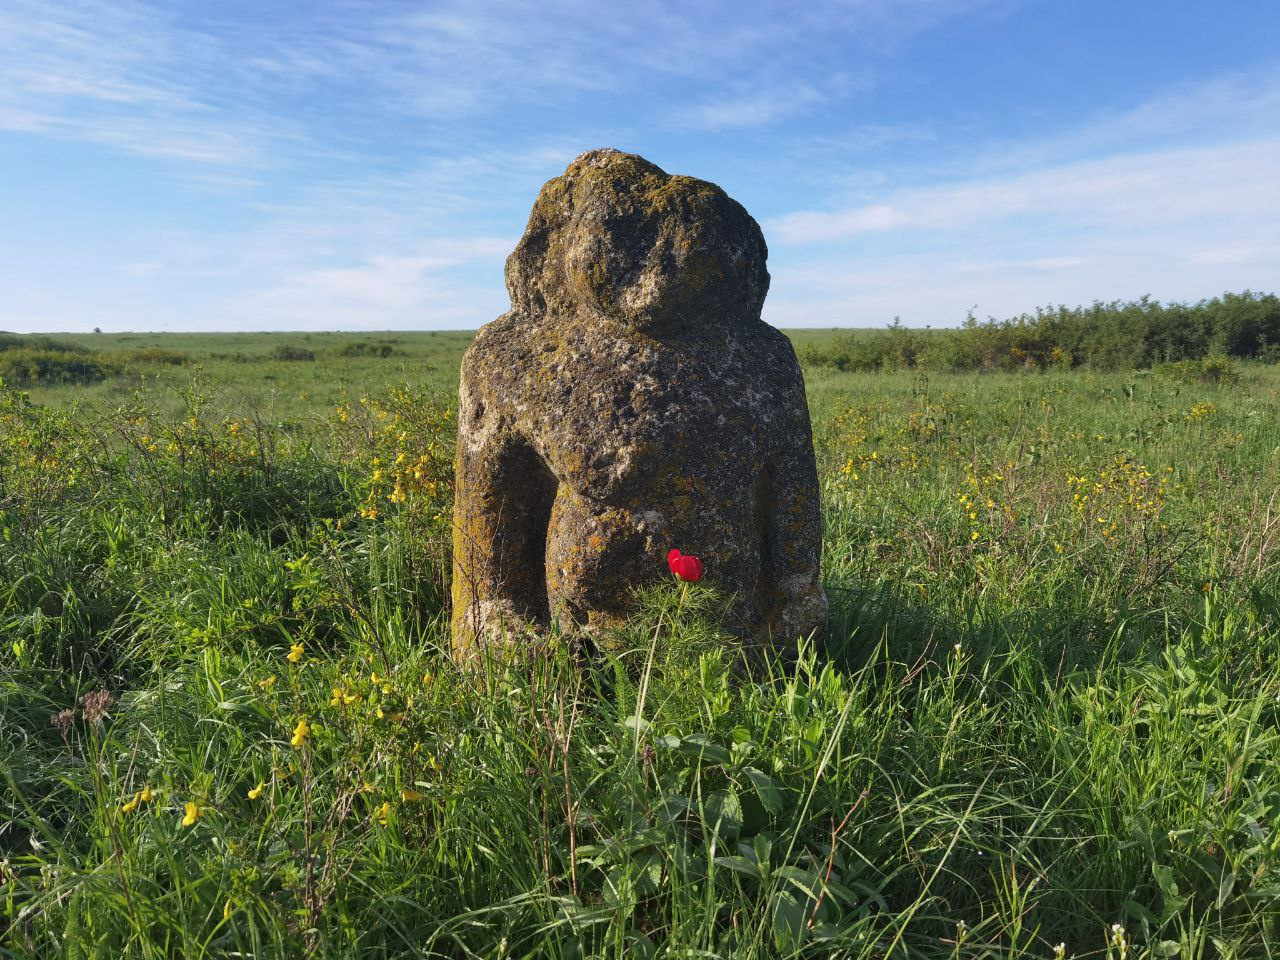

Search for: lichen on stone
xmin=451 ymin=148 xmax=826 ymax=661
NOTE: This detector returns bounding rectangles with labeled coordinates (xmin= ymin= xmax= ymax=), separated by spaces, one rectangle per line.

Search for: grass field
xmin=3 ymin=331 xmax=1279 ymax=958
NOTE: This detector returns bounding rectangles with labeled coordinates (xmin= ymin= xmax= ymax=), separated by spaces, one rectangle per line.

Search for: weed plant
xmin=1 ymin=345 xmax=1279 ymax=958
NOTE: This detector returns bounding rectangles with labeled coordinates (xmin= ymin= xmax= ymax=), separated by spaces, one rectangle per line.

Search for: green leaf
xmin=705 ymin=789 xmax=743 ymax=842
xmin=666 ymin=733 xmax=731 ymax=765
xmin=752 ymin=834 xmax=773 ymax=872
xmin=1217 ymin=871 xmax=1236 ymax=909
xmin=775 ymin=864 xmax=825 ymax=902
xmin=713 ymin=854 xmax=761 ymax=880
xmin=771 ymin=890 xmax=808 ymax=952
xmin=621 ymin=715 xmax=651 ymax=734
xmin=742 ymin=766 xmax=784 ymax=815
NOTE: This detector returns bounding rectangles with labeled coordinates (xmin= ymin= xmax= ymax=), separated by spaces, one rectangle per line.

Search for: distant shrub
xmin=0 ymin=349 xmax=113 ymax=385
xmin=801 ymin=321 xmax=935 ymax=371
xmin=962 ymin=291 xmax=1279 ymax=371
xmin=1258 ymin=338 xmax=1280 ymax=364
xmin=108 ymin=347 xmax=190 ymax=366
xmin=337 ymin=341 xmax=399 ymax=358
xmin=1155 ymin=356 xmax=1241 ymax=386
xmin=801 ymin=291 xmax=1279 ymax=374
xmin=0 ymin=334 xmax=88 ymax=355
xmin=271 ymin=344 xmax=317 ymax=362
xmin=0 ymin=337 xmax=188 ymax=385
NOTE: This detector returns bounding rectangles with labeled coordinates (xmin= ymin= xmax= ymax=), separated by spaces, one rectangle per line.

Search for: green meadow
xmin=2 ymin=330 xmax=1279 ymax=958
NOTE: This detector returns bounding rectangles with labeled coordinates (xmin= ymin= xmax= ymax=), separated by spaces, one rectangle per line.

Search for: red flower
xmin=667 ymin=548 xmax=704 ymax=582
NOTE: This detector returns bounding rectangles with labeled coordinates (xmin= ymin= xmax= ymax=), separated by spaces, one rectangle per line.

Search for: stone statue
xmin=451 ymin=148 xmax=826 ymax=659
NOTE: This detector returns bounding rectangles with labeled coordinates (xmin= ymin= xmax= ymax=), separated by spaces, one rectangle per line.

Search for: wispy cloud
xmin=673 ymin=84 xmax=829 ymax=131
xmin=764 ymin=139 xmax=1280 ymax=325
xmin=763 ymin=66 xmax=1280 ymax=325
xmin=4 ymin=0 xmax=1275 ymax=332
xmin=957 ymin=256 xmax=1092 ymax=273
xmin=0 ymin=0 xmax=315 ymax=169
xmin=240 ymin=251 xmax=506 ymax=330
xmin=1188 ymin=245 xmax=1267 ymax=266
xmin=967 ymin=67 xmax=1280 ymax=176
xmin=770 ymin=139 xmax=1280 ymax=245
xmin=0 ymin=0 xmax=1008 ymax=168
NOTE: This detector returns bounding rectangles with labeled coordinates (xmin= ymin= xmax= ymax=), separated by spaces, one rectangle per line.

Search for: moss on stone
xmin=452 ymin=148 xmax=825 ymax=661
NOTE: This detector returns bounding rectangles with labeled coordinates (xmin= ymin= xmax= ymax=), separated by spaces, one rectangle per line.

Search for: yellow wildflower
xmin=121 ymin=792 xmax=141 ymax=814
xmin=223 ymin=899 xmax=233 ymax=921
xmin=401 ymin=787 xmax=424 ymax=802
xmin=181 ymin=801 xmax=202 ymax=827
xmin=422 ymin=672 xmax=434 ymax=687
xmin=287 ymin=643 xmax=304 ymax=664
xmin=291 ymin=717 xmax=310 ymax=749
xmin=247 ymin=782 xmax=265 ymax=800
xmin=375 ymin=801 xmax=391 ymax=825
xmin=258 ymin=675 xmax=277 ymax=690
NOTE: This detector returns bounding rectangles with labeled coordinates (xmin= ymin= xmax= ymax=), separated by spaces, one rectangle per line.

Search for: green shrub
xmin=801 ymin=321 xmax=934 ymax=371
xmin=1155 ymin=356 xmax=1241 ymax=385
xmin=110 ymin=347 xmax=190 ymax=366
xmin=0 ymin=348 xmax=113 ymax=385
xmin=271 ymin=344 xmax=317 ymax=362
xmin=806 ymin=292 xmax=1279 ymax=373
xmin=337 ymin=341 xmax=399 ymax=358
xmin=0 ymin=333 xmax=88 ymax=355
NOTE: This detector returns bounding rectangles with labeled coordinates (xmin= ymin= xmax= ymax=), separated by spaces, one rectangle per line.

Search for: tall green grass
xmin=2 ymin=354 xmax=1279 ymax=958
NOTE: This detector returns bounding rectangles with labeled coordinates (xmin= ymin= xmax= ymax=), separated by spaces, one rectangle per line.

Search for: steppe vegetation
xmin=2 ymin=310 xmax=1278 ymax=958
xmin=798 ymin=291 xmax=1280 ymax=373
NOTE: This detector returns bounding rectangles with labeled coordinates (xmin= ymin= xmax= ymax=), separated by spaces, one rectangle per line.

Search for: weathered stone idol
xmin=451 ymin=148 xmax=826 ymax=658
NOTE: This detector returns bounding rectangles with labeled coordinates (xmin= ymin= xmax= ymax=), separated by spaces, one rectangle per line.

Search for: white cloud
xmin=1188 ymin=245 xmax=1263 ymax=266
xmin=673 ymin=85 xmax=828 ymax=131
xmin=964 ymin=68 xmax=1280 ymax=177
xmin=770 ymin=139 xmax=1280 ymax=245
xmin=4 ymin=0 xmax=1275 ymax=334
xmin=121 ymin=261 xmax=162 ymax=277
xmin=227 ymin=235 xmax=514 ymax=330
xmin=957 ymin=256 xmax=1091 ymax=273
xmin=763 ymin=120 xmax=1280 ymax=326
xmin=0 ymin=0 xmax=1008 ymax=171
xmin=764 ymin=235 xmax=1277 ymax=328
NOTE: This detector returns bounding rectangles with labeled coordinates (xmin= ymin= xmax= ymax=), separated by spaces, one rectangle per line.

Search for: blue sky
xmin=2 ymin=0 xmax=1278 ymax=332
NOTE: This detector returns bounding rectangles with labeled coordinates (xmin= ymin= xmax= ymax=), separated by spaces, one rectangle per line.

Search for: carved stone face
xmin=505 ymin=148 xmax=770 ymax=337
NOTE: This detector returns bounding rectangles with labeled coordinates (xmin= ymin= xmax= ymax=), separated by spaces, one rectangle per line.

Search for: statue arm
xmin=757 ymin=387 xmax=828 ymax=646
xmin=450 ymin=380 xmax=558 ymax=659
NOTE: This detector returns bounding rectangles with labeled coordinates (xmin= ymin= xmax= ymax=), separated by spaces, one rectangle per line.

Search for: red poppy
xmin=667 ymin=548 xmax=704 ymax=582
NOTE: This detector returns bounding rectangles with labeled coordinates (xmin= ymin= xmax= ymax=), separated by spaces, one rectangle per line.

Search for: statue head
xmin=505 ymin=148 xmax=770 ymax=336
